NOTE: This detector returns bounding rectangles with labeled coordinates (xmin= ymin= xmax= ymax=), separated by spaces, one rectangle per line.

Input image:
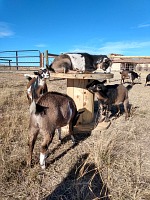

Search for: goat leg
xmin=57 ymin=128 xmax=62 ymax=142
xmin=69 ymin=122 xmax=76 ymax=144
xmin=27 ymin=127 xmax=39 ymax=167
xmin=40 ymin=130 xmax=55 ymax=169
xmin=124 ymin=99 xmax=130 ymax=120
xmin=98 ymin=102 xmax=106 ymax=122
xmin=115 ymin=104 xmax=121 ymax=117
xmin=105 ymin=105 xmax=110 ymax=122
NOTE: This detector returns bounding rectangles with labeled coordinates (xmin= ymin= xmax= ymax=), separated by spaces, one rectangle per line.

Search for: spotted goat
xmin=47 ymin=53 xmax=112 ymax=73
xmin=24 ymin=68 xmax=50 ymax=104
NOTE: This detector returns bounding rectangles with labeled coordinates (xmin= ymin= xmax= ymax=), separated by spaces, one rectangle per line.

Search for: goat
xmin=27 ymin=91 xmax=84 ymax=169
xmin=47 ymin=53 xmax=112 ymax=73
xmin=120 ymin=70 xmax=141 ymax=84
xmin=86 ymin=80 xmax=108 ymax=118
xmin=86 ymin=80 xmax=132 ymax=121
xmin=24 ymin=68 xmax=50 ymax=104
xmin=145 ymin=74 xmax=150 ymax=86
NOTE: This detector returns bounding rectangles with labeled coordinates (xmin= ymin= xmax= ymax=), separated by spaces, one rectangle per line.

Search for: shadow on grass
xmin=46 ymin=131 xmax=91 ymax=167
xmin=44 ymin=154 xmax=110 ymax=200
xmin=94 ymin=100 xmax=133 ymax=120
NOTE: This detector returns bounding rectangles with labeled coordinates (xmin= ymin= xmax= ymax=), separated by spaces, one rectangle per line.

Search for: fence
xmin=0 ymin=50 xmax=42 ymax=70
xmin=0 ymin=50 xmax=60 ymax=70
xmin=44 ymin=50 xmax=58 ymax=66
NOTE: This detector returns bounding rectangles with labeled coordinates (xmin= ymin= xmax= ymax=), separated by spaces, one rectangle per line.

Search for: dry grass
xmin=0 ymin=71 xmax=150 ymax=200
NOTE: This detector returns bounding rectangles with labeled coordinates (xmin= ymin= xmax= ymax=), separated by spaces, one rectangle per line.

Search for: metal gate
xmin=0 ymin=50 xmax=41 ymax=70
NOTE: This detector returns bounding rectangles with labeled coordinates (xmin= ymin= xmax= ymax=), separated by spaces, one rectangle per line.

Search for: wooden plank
xmin=61 ymin=118 xmax=111 ymax=133
xmin=74 ymin=123 xmax=95 ymax=132
xmin=61 ymin=123 xmax=94 ymax=133
xmin=50 ymin=72 xmax=114 ymax=80
xmin=112 ymin=58 xmax=150 ymax=64
xmin=67 ymin=79 xmax=84 ymax=124
xmin=82 ymin=80 xmax=94 ymax=123
xmin=67 ymin=79 xmax=74 ymax=99
xmin=94 ymin=121 xmax=111 ymax=131
xmin=67 ymin=79 xmax=94 ymax=125
xmin=73 ymin=79 xmax=84 ymax=124
xmin=110 ymin=56 xmax=150 ymax=58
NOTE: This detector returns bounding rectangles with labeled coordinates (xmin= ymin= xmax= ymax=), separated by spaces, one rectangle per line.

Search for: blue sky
xmin=0 ymin=0 xmax=150 ymax=56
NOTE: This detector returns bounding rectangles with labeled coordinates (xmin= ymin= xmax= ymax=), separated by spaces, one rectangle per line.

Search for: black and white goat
xmin=24 ymin=68 xmax=50 ymax=104
xmin=27 ymin=91 xmax=84 ymax=169
xmin=47 ymin=53 xmax=112 ymax=73
xmin=145 ymin=74 xmax=150 ymax=86
xmin=86 ymin=80 xmax=132 ymax=121
xmin=120 ymin=70 xmax=141 ymax=84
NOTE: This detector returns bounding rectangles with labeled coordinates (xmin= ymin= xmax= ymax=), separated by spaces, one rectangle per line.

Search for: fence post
xmin=40 ymin=53 xmax=44 ymax=68
xmin=45 ymin=50 xmax=49 ymax=67
xmin=16 ymin=51 xmax=18 ymax=70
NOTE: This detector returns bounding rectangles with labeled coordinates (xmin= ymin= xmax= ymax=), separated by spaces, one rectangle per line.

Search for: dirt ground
xmin=0 ymin=71 xmax=150 ymax=200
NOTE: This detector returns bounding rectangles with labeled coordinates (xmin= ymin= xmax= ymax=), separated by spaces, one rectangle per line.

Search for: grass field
xmin=0 ymin=71 xmax=150 ymax=200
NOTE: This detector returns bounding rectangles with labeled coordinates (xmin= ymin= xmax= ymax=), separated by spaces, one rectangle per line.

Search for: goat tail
xmin=126 ymin=84 xmax=133 ymax=91
xmin=24 ymin=74 xmax=37 ymax=81
xmin=24 ymin=74 xmax=32 ymax=81
xmin=72 ymin=108 xmax=85 ymax=126
xmin=30 ymin=100 xmax=36 ymax=114
xmin=30 ymin=101 xmax=49 ymax=115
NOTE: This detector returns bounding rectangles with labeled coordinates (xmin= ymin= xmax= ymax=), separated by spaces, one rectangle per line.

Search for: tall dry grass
xmin=0 ymin=72 xmax=150 ymax=200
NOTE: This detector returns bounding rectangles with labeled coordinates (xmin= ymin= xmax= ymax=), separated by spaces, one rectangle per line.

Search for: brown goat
xmin=24 ymin=68 xmax=50 ymax=104
xmin=27 ymin=91 xmax=84 ymax=169
xmin=86 ymin=80 xmax=132 ymax=121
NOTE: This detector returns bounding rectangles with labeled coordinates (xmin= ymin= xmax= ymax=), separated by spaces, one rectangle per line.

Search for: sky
xmin=0 ymin=0 xmax=150 ymax=56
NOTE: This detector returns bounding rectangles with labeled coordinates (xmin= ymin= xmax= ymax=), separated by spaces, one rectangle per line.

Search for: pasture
xmin=0 ymin=71 xmax=150 ymax=200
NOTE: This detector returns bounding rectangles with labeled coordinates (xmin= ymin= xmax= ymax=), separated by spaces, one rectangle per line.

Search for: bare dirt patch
xmin=0 ymin=71 xmax=150 ymax=200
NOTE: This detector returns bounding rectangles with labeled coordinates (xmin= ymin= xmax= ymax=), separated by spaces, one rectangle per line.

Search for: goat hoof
xmin=99 ymin=118 xmax=105 ymax=123
xmin=27 ymin=163 xmax=31 ymax=168
xmin=72 ymin=140 xmax=77 ymax=145
xmin=40 ymin=164 xmax=46 ymax=169
xmin=26 ymin=158 xmax=32 ymax=168
xmin=98 ymin=115 xmax=105 ymax=123
xmin=105 ymin=118 xmax=110 ymax=122
xmin=59 ymin=139 xmax=62 ymax=144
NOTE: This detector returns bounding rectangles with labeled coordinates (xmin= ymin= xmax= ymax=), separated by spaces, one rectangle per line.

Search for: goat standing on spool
xmin=24 ymin=68 xmax=50 ymax=104
xmin=27 ymin=91 xmax=84 ymax=169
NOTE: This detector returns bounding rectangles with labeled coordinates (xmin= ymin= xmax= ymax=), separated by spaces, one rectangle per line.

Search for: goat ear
xmin=47 ymin=63 xmax=55 ymax=72
xmin=34 ymin=71 xmax=39 ymax=75
xmin=102 ymin=80 xmax=107 ymax=84
xmin=46 ymin=64 xmax=49 ymax=70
